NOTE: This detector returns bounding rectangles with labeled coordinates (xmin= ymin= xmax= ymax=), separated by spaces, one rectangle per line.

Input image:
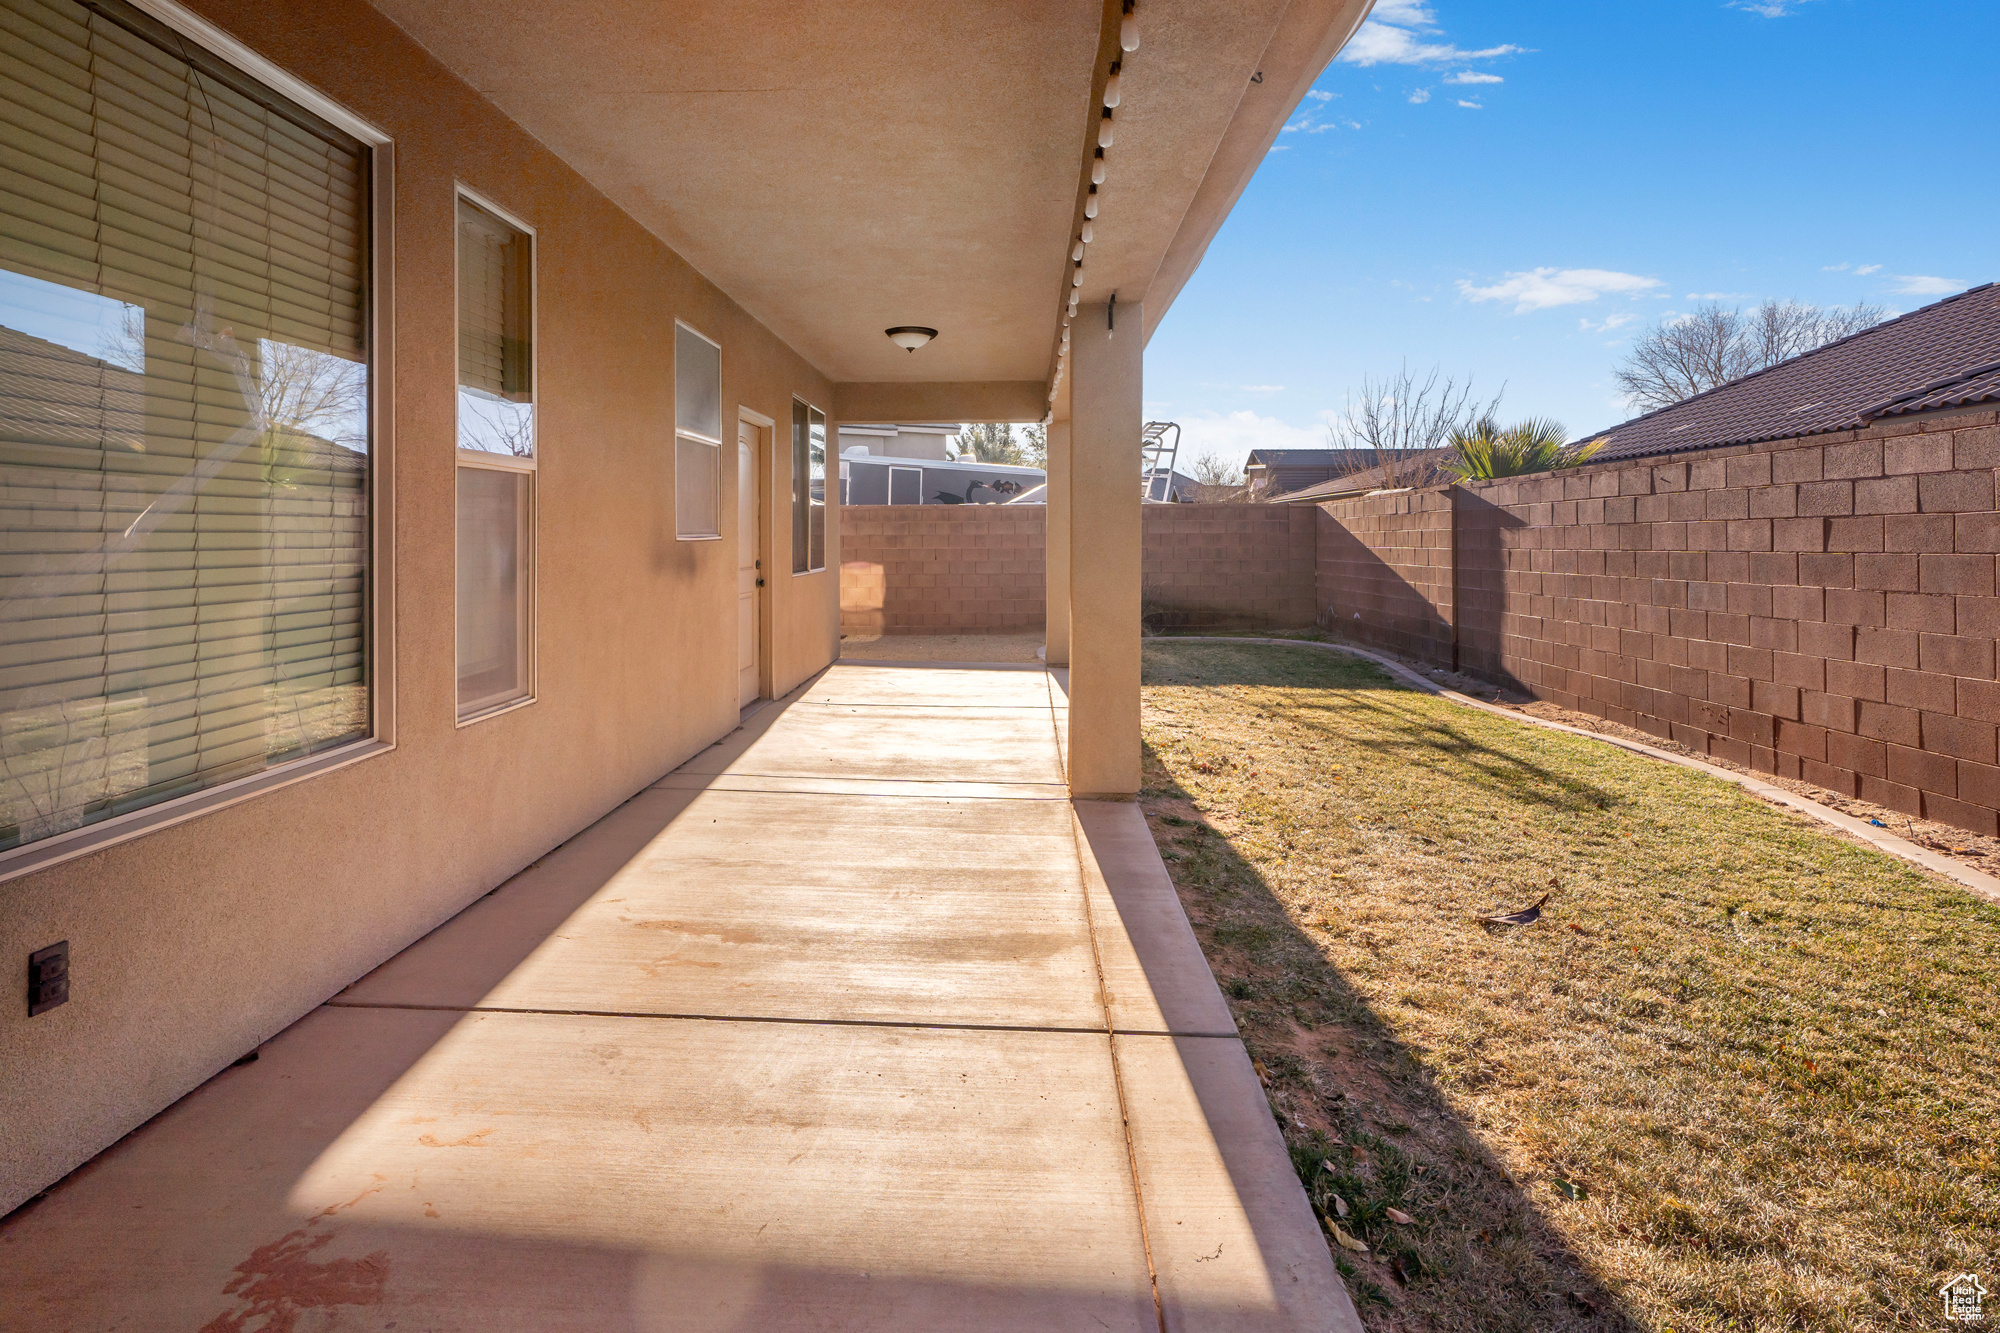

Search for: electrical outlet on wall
xmin=28 ymin=941 xmax=68 ymax=1016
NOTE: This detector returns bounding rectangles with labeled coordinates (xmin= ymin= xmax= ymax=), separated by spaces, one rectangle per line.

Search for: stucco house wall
xmin=0 ymin=0 xmax=839 ymax=1214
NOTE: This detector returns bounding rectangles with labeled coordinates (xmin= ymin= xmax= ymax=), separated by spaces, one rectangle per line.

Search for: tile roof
xmin=1589 ymin=283 xmax=2000 ymax=463
xmin=1243 ymin=448 xmax=1378 ymax=468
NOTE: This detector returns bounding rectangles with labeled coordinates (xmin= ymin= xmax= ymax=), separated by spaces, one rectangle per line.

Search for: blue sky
xmin=1145 ymin=0 xmax=1999 ymax=472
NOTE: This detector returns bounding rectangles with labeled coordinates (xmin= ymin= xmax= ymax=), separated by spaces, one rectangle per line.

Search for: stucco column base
xmin=1066 ymin=299 xmax=1142 ymax=796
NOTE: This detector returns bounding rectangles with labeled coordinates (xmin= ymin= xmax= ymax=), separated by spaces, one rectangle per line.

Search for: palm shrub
xmin=1444 ymin=418 xmax=1602 ymax=480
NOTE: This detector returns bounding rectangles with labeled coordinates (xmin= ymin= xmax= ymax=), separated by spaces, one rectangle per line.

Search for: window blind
xmin=456 ymin=196 xmax=531 ymax=456
xmin=791 ymin=399 xmax=824 ymax=571
xmin=0 ymin=0 xmax=371 ymax=852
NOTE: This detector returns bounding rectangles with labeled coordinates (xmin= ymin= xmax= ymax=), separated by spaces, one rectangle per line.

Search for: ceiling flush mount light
xmin=1120 ymin=1 xmax=1139 ymax=52
xmin=884 ymin=326 xmax=938 ymax=352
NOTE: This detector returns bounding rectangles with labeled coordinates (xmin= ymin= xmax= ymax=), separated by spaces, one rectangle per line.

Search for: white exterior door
xmin=737 ymin=422 xmax=761 ymax=706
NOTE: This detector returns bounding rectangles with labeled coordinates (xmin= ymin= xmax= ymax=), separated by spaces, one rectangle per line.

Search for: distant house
xmin=1145 ymin=468 xmax=1203 ymax=503
xmin=1582 ymin=282 xmax=2000 ymax=462
xmin=1243 ymin=448 xmax=1379 ymax=500
xmin=836 ymin=423 xmax=1044 ymax=505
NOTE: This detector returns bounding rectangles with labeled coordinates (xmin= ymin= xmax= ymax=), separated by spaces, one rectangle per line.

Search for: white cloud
xmin=1855 ymin=263 xmax=1882 ymax=275
xmin=1731 ymin=0 xmax=1816 ymax=14
xmin=1306 ymin=89 xmax=1337 ymax=102
xmin=1339 ymin=2 xmax=1526 ymax=69
xmin=1344 ymin=26 xmax=1527 ymax=66
xmin=1822 ymin=262 xmax=1884 ymax=275
xmin=1177 ymin=409 xmax=1339 ymax=461
xmin=1409 ymin=88 xmax=1431 ymax=103
xmin=1892 ymin=274 xmax=1966 ymax=296
xmin=1445 ymin=71 xmax=1504 ymax=84
xmin=1684 ymin=291 xmax=1746 ymax=299
xmin=1369 ymin=0 xmax=1438 ymax=23
xmin=1241 ymin=385 xmax=1284 ymax=393
xmin=1456 ymin=99 xmax=1482 ymax=108
xmin=1579 ymin=312 xmax=1637 ymax=333
xmin=1459 ymin=267 xmax=1664 ymax=313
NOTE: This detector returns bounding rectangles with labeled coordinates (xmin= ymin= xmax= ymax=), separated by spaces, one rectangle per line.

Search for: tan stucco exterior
xmin=0 ymin=0 xmax=1373 ymax=1216
xmin=0 ymin=0 xmax=839 ymax=1214
xmin=1067 ymin=301 xmax=1144 ymax=797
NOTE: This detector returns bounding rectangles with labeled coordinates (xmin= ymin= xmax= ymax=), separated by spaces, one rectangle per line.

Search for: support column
xmin=1044 ymin=372 xmax=1072 ymax=667
xmin=1067 ymin=299 xmax=1142 ymax=797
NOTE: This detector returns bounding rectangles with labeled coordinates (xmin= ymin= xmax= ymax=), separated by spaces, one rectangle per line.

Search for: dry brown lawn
xmin=1139 ymin=639 xmax=1999 ymax=1333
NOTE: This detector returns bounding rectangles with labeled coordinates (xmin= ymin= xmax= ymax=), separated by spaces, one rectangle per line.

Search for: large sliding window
xmin=455 ymin=193 xmax=533 ymax=719
xmin=0 ymin=0 xmax=373 ymax=857
xmin=674 ymin=322 xmax=720 ymax=540
xmin=791 ymin=399 xmax=825 ymax=573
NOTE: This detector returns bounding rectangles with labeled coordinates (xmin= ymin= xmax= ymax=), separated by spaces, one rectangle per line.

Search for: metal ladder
xmin=1141 ymin=420 xmax=1181 ymax=502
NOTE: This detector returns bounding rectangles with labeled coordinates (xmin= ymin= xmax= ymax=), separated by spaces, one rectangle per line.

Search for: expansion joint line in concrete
xmin=321 ymin=998 xmax=1236 ymax=1039
xmin=1059 ymin=701 xmax=1168 ymax=1331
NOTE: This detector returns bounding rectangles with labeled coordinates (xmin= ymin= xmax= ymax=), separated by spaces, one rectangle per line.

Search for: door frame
xmin=737 ymin=406 xmax=777 ymax=703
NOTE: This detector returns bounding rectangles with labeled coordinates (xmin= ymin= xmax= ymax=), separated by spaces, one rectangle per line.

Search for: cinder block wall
xmin=1141 ymin=504 xmax=1318 ymax=629
xmin=838 ymin=503 xmax=1322 ymax=638
xmin=839 ymin=505 xmax=1047 ymax=634
xmin=1317 ymin=405 xmax=2000 ymax=835
xmin=1316 ymin=489 xmax=1456 ymax=666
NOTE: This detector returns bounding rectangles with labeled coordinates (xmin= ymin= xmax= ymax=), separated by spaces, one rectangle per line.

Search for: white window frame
xmin=0 ymin=0 xmax=397 ymax=884
xmin=675 ymin=320 xmax=724 ymax=542
xmin=453 ymin=183 xmax=539 ymax=725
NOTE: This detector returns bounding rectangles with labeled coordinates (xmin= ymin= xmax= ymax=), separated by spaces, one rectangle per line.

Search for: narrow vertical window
xmin=675 ymin=323 xmax=722 ymax=539
xmin=792 ymin=400 xmax=827 ymax=573
xmin=455 ymin=194 xmax=534 ymax=720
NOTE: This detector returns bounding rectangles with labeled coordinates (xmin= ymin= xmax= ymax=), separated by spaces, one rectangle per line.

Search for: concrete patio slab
xmin=1117 ymin=1034 xmax=1356 ymax=1333
xmin=1 ymin=1005 xmax=1158 ymax=1332
xmin=1076 ymin=801 xmax=1238 ymax=1038
xmin=651 ymin=771 xmax=1071 ymax=801
xmin=674 ymin=707 xmax=1066 ymax=785
xmin=343 ymin=789 xmax=1107 ymax=1028
xmin=0 ymin=662 xmax=1359 ymax=1333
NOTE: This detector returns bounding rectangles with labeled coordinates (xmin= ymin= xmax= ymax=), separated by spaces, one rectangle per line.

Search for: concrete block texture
xmin=837 ymin=503 xmax=1320 ymax=639
xmin=1308 ymin=412 xmax=2000 ymax=840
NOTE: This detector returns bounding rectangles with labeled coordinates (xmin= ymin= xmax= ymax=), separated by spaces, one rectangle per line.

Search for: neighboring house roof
xmin=1275 ymin=450 xmax=1452 ymax=503
xmin=0 ymin=322 xmax=145 ymax=452
xmin=1145 ymin=468 xmax=1201 ymax=502
xmin=1589 ymin=283 xmax=2000 ymax=463
xmin=845 ymin=454 xmax=1044 ymax=478
xmin=1244 ymin=448 xmax=1376 ymax=469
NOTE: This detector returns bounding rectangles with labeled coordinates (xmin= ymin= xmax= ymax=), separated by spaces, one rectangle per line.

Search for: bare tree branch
xmin=1615 ymin=300 xmax=1887 ymax=413
xmin=1327 ymin=363 xmax=1502 ymax=488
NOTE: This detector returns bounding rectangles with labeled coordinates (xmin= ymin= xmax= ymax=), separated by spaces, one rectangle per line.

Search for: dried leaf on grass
xmin=1324 ymin=1218 xmax=1369 ymax=1253
xmin=1480 ymin=892 xmax=1549 ymax=927
xmin=1550 ymin=1178 xmax=1587 ymax=1201
xmin=1385 ymin=1207 xmax=1414 ymax=1225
